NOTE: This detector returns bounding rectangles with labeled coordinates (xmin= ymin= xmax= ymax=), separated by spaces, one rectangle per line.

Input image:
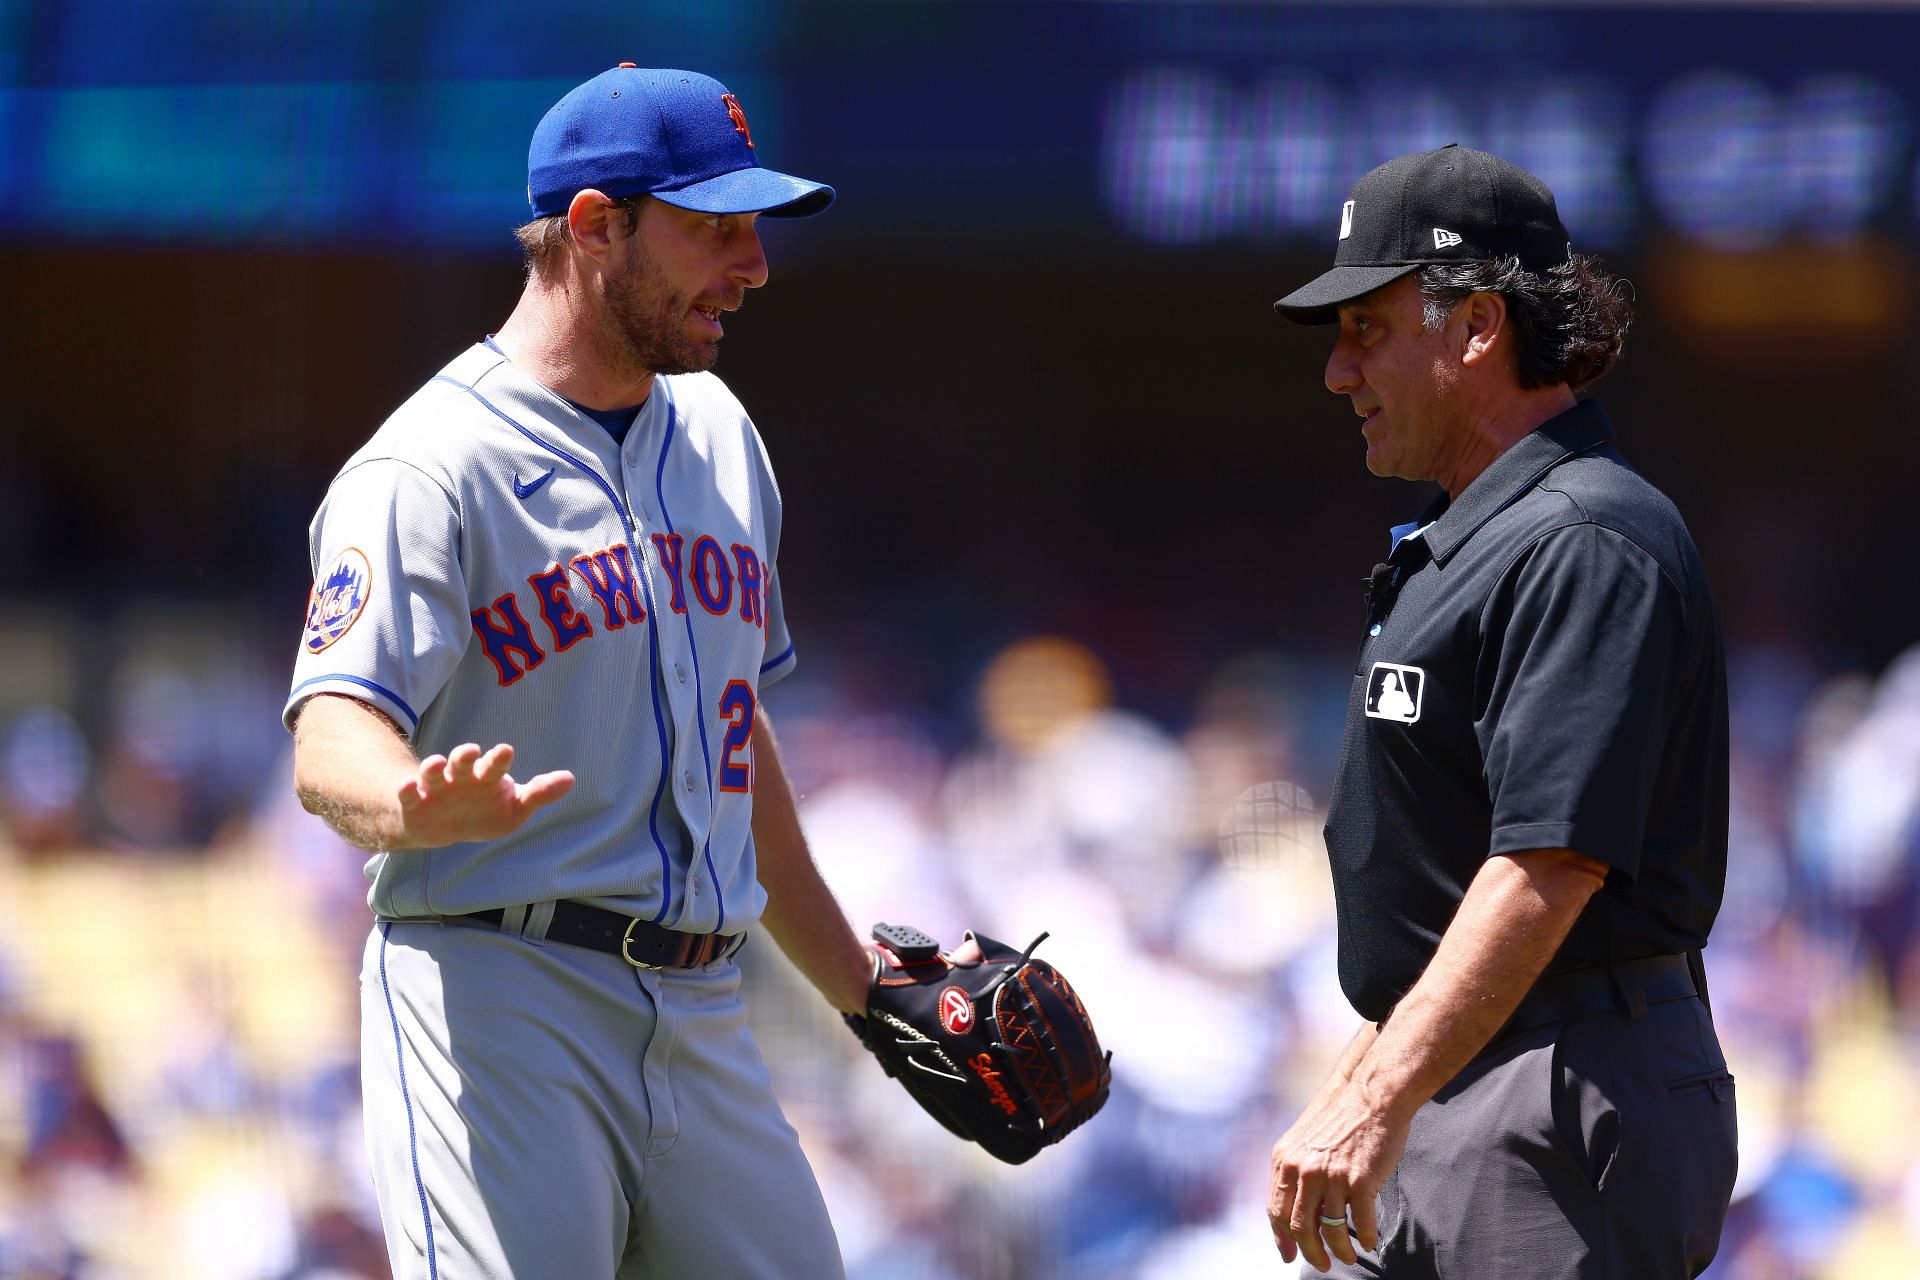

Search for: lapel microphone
xmin=1365 ymin=562 xmax=1397 ymax=617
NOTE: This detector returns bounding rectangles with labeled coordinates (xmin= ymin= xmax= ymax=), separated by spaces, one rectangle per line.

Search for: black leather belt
xmin=446 ymin=902 xmax=743 ymax=970
xmin=1498 ymin=952 xmax=1698 ymax=1041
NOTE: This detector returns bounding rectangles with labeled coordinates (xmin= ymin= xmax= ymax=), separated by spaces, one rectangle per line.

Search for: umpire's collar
xmin=1418 ymin=398 xmax=1615 ymax=567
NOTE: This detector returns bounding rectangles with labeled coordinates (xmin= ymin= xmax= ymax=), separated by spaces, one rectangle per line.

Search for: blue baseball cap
xmin=527 ymin=65 xmax=834 ymax=220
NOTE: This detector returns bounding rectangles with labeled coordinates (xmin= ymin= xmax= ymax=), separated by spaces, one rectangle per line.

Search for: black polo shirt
xmin=1323 ymin=399 xmax=1729 ymax=1023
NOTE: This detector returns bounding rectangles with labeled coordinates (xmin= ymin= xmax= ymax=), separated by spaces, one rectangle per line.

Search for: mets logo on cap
xmin=938 ymin=986 xmax=975 ymax=1036
xmin=304 ymin=548 xmax=371 ymax=653
xmin=720 ymin=92 xmax=754 ymax=147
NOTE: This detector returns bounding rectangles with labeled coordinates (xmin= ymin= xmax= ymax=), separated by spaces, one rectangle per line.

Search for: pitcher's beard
xmin=604 ymin=247 xmax=725 ymax=377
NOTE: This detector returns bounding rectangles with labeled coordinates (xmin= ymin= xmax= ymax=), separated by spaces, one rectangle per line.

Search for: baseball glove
xmin=844 ymin=923 xmax=1112 ymax=1165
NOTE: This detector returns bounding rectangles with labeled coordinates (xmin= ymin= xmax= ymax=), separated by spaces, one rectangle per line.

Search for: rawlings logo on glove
xmin=844 ymin=923 xmax=1113 ymax=1165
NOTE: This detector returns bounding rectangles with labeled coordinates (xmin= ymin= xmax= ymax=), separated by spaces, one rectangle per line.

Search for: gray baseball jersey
xmin=283 ymin=341 xmax=795 ymax=934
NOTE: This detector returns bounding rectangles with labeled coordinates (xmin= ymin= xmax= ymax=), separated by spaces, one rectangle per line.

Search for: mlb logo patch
xmin=1365 ymin=661 xmax=1424 ymax=724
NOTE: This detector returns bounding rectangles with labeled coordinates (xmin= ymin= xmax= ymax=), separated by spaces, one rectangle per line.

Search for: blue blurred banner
xmin=2 ymin=1 xmax=1916 ymax=249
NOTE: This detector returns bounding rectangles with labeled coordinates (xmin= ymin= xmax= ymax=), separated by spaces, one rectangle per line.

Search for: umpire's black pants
xmin=1328 ymin=990 xmax=1738 ymax=1279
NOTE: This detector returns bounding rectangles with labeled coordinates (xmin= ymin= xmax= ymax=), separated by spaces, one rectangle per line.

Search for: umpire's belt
xmin=1496 ymin=952 xmax=1698 ymax=1043
xmin=446 ymin=902 xmax=743 ymax=969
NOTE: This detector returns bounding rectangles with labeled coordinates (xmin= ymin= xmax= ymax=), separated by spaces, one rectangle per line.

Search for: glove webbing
xmin=994 ymin=967 xmax=1110 ymax=1135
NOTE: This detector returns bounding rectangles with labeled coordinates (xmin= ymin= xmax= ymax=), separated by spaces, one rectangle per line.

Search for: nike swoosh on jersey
xmin=513 ymin=468 xmax=556 ymax=500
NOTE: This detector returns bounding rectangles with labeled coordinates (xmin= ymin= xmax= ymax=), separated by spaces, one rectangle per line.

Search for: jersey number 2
xmin=718 ymin=681 xmax=755 ymax=793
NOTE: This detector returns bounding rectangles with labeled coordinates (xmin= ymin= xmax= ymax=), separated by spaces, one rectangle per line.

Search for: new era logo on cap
xmin=1275 ymin=144 xmax=1573 ymax=324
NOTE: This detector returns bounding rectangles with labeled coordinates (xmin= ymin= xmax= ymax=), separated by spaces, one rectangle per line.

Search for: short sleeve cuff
xmin=1488 ymin=820 xmax=1639 ymax=878
xmin=284 ymin=675 xmax=422 ymax=738
xmin=758 ymin=642 xmax=798 ymax=689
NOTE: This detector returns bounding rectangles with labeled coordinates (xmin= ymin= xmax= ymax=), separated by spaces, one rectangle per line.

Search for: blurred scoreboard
xmin=1105 ymin=68 xmax=1906 ymax=250
xmin=1 ymin=0 xmax=1915 ymax=253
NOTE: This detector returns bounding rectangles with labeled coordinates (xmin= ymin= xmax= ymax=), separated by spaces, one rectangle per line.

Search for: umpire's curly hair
xmin=1417 ymin=253 xmax=1633 ymax=391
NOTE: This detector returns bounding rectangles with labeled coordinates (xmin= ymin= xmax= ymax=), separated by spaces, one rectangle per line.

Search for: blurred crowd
xmin=0 ymin=612 xmax=1917 ymax=1279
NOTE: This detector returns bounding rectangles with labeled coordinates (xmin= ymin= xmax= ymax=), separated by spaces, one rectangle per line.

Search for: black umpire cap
xmin=1273 ymin=143 xmax=1572 ymax=325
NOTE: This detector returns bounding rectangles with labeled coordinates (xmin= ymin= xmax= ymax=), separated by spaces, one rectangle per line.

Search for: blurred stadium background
xmin=3 ymin=0 xmax=1918 ymax=1275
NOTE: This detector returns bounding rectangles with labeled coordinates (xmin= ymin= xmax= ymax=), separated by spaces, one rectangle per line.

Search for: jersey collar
xmin=1420 ymin=398 xmax=1615 ymax=567
xmin=468 ymin=342 xmax=631 ymax=467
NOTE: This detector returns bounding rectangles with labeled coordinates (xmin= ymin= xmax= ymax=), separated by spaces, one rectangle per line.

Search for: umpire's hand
xmin=1267 ymin=1080 xmax=1409 ymax=1272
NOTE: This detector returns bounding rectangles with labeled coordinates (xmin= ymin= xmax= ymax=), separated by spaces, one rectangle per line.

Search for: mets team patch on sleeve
xmin=1364 ymin=661 xmax=1424 ymax=724
xmin=304 ymin=548 xmax=372 ymax=653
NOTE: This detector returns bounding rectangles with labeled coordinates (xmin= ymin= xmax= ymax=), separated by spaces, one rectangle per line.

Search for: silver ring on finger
xmin=1319 ymin=1213 xmax=1349 ymax=1227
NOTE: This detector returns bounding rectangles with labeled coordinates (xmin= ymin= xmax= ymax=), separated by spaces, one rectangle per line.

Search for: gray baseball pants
xmin=1328 ymin=991 xmax=1737 ymax=1279
xmin=360 ymin=919 xmax=844 ymax=1279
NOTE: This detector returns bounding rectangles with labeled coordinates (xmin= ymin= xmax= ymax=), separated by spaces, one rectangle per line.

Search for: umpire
xmin=1264 ymin=145 xmax=1737 ymax=1277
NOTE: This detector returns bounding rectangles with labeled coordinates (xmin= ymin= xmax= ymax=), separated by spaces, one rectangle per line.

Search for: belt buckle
xmin=621 ymin=917 xmax=664 ymax=970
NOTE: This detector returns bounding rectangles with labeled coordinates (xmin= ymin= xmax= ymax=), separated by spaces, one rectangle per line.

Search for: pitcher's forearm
xmin=292 ymin=693 xmax=422 ymax=851
xmin=749 ymin=713 xmax=870 ymax=1013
